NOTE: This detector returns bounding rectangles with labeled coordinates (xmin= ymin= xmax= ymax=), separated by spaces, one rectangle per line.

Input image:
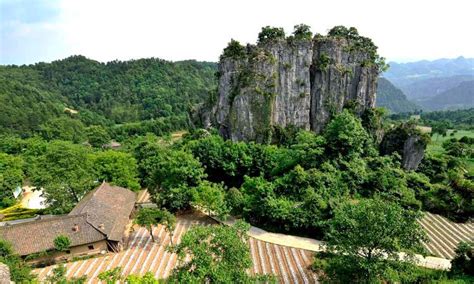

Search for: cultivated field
xmin=33 ymin=190 xmax=472 ymax=283
xmin=33 ymin=212 xmax=317 ymax=283
xmin=419 ymin=212 xmax=474 ymax=259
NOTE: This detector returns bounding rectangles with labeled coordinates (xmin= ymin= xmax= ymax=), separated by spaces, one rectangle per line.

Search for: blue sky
xmin=1 ymin=0 xmax=473 ymax=65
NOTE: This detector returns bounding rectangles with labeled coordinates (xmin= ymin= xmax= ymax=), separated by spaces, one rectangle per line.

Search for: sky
xmin=1 ymin=0 xmax=473 ymax=65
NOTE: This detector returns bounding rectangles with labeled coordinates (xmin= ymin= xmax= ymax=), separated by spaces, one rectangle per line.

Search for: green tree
xmin=364 ymin=155 xmax=421 ymax=209
xmin=0 ymin=239 xmax=34 ymax=282
xmin=39 ymin=117 xmax=86 ymax=143
xmin=323 ymin=109 xmax=368 ymax=157
xmin=91 ymin=150 xmax=140 ymax=190
xmin=0 ymin=153 xmax=24 ymax=207
xmin=45 ymin=264 xmax=87 ymax=284
xmin=86 ymin=125 xmax=110 ymax=148
xmin=126 ymin=272 xmax=158 ymax=284
xmin=320 ymin=199 xmax=427 ymax=283
xmin=29 ymin=141 xmax=95 ymax=213
xmin=169 ymin=221 xmax=269 ymax=283
xmin=450 ymin=242 xmax=474 ymax=277
xmin=431 ymin=121 xmax=449 ymax=139
xmin=98 ymin=267 xmax=123 ymax=284
xmin=134 ymin=208 xmax=163 ymax=242
xmin=293 ymin=24 xmax=312 ymax=40
xmin=53 ymin=235 xmax=71 ymax=252
xmin=147 ymin=149 xmax=205 ymax=190
xmin=257 ymin=26 xmax=285 ymax=43
xmin=192 ymin=181 xmax=228 ymax=217
xmin=290 ymin=131 xmax=326 ymax=169
xmin=221 ymin=39 xmax=246 ymax=60
xmin=145 ymin=148 xmax=206 ymax=211
xmin=160 ymin=209 xmax=177 ymax=245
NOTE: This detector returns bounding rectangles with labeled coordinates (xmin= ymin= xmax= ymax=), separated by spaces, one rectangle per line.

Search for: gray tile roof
xmin=69 ymin=182 xmax=136 ymax=242
xmin=0 ymin=214 xmax=105 ymax=256
xmin=0 ymin=182 xmax=136 ymax=256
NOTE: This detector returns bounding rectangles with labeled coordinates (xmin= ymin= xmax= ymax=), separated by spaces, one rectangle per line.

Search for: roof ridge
xmin=0 ymin=213 xmax=89 ymax=229
xmin=83 ymin=213 xmax=108 ymax=237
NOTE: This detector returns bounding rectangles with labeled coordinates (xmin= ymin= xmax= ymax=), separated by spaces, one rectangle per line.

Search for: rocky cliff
xmin=214 ymin=26 xmax=383 ymax=142
xmin=380 ymin=122 xmax=429 ymax=170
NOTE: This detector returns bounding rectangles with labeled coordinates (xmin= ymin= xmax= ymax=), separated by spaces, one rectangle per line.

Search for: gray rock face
xmin=215 ymin=35 xmax=379 ymax=142
xmin=311 ymin=38 xmax=378 ymax=132
xmin=402 ymin=135 xmax=425 ymax=170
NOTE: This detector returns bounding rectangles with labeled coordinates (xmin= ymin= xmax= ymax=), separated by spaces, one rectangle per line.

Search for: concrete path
xmin=213 ymin=215 xmax=452 ymax=271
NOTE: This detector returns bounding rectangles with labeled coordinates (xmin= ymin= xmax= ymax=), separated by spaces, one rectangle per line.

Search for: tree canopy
xmin=316 ymin=199 xmax=427 ymax=283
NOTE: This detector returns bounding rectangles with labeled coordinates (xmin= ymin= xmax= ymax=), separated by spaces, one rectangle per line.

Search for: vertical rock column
xmin=310 ymin=37 xmax=379 ymax=133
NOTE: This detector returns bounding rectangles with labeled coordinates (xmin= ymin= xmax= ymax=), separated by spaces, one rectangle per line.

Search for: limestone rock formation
xmin=214 ymin=26 xmax=383 ymax=142
xmin=402 ymin=135 xmax=426 ymax=170
xmin=380 ymin=122 xmax=429 ymax=170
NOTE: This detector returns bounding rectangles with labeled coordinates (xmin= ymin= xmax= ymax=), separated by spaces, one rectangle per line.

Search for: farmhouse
xmin=0 ymin=182 xmax=135 ymax=262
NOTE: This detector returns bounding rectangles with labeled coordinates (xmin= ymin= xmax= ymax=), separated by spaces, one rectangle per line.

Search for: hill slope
xmin=400 ymin=75 xmax=473 ymax=100
xmin=0 ymin=56 xmax=217 ymax=135
xmin=376 ymin=78 xmax=419 ymax=113
xmin=417 ymin=80 xmax=474 ymax=111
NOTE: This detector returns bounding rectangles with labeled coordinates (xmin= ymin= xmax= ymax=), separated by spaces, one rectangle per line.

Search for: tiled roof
xmin=69 ymin=182 xmax=136 ymax=242
xmin=0 ymin=214 xmax=105 ymax=256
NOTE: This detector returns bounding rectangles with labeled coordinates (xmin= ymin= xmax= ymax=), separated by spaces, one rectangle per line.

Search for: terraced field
xmin=34 ymin=190 xmax=469 ymax=282
xmin=33 ymin=213 xmax=318 ymax=283
xmin=419 ymin=212 xmax=474 ymax=259
xmin=249 ymin=238 xmax=316 ymax=283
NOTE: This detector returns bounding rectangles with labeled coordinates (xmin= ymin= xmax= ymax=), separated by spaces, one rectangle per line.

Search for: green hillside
xmin=0 ymin=56 xmax=217 ymax=136
xmin=376 ymin=77 xmax=419 ymax=113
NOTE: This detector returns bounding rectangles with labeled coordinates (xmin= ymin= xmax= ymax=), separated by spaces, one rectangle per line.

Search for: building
xmin=0 ymin=183 xmax=135 ymax=263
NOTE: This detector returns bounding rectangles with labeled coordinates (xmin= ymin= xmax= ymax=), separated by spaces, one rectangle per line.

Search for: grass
xmin=0 ymin=204 xmax=40 ymax=221
xmin=427 ymin=129 xmax=474 ymax=175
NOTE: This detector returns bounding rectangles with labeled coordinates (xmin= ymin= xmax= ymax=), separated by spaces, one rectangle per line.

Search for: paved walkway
xmin=214 ymin=215 xmax=452 ymax=271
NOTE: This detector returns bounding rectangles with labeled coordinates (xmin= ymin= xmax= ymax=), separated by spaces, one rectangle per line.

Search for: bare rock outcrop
xmin=214 ymin=26 xmax=383 ymax=142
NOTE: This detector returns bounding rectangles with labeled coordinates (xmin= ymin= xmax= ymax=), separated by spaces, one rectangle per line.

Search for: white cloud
xmin=3 ymin=0 xmax=474 ymax=64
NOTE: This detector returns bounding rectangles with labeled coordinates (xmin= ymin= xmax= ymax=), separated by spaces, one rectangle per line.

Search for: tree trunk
xmin=70 ymin=188 xmax=80 ymax=203
xmin=169 ymin=229 xmax=174 ymax=246
xmin=149 ymin=227 xmax=155 ymax=242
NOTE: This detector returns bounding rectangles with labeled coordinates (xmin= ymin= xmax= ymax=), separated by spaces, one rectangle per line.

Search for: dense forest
xmin=0 ymin=56 xmax=217 ymax=138
xmin=1 ymin=107 xmax=473 ymax=282
xmin=376 ymin=78 xmax=419 ymax=113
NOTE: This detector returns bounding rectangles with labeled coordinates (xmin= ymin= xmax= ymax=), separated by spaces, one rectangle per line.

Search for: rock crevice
xmin=214 ymin=28 xmax=381 ymax=142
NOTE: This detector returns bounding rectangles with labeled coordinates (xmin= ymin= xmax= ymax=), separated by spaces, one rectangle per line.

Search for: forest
xmin=0 ymin=56 xmax=216 ymax=138
xmin=1 ymin=105 xmax=473 ymax=282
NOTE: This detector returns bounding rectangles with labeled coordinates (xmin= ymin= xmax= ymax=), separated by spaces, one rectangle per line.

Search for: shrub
xmin=53 ymin=235 xmax=71 ymax=252
xmin=221 ymin=39 xmax=246 ymax=60
xmin=292 ymin=24 xmax=312 ymax=40
xmin=257 ymin=26 xmax=285 ymax=44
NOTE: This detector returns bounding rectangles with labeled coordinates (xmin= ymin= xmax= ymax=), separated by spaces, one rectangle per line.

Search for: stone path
xmin=215 ymin=215 xmax=452 ymax=270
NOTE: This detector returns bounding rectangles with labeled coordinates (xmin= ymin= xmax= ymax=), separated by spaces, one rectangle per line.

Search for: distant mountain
xmin=400 ymin=75 xmax=473 ymax=100
xmin=376 ymin=78 xmax=419 ymax=113
xmin=417 ymin=80 xmax=474 ymax=111
xmin=384 ymin=56 xmax=474 ymax=87
xmin=382 ymin=57 xmax=473 ymax=111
